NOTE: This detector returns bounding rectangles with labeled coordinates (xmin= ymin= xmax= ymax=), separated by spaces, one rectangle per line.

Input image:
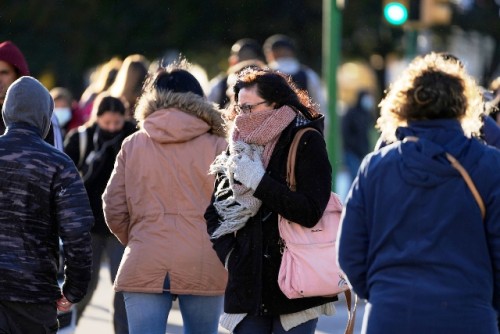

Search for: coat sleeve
xmin=485 ymin=156 xmax=500 ymax=314
xmin=483 ymin=115 xmax=500 ymax=149
xmin=63 ymin=129 xmax=81 ymax=166
xmin=102 ymin=143 xmax=130 ymax=245
xmin=253 ymin=130 xmax=332 ymax=228
xmin=204 ymin=173 xmax=236 ymax=265
xmin=337 ymin=157 xmax=370 ymax=300
xmin=55 ymin=160 xmax=93 ymax=304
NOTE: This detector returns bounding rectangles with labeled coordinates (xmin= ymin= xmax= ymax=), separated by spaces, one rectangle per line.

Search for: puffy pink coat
xmin=103 ymin=90 xmax=228 ymax=295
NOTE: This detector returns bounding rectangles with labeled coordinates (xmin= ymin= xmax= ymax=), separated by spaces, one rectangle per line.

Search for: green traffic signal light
xmin=384 ymin=2 xmax=408 ymax=25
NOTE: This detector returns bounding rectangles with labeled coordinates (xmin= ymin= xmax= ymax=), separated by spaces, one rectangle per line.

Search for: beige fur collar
xmin=134 ymin=90 xmax=227 ymax=138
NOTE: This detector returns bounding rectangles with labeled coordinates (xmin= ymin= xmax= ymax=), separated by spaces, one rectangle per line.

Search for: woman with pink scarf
xmin=205 ymin=68 xmax=335 ymax=333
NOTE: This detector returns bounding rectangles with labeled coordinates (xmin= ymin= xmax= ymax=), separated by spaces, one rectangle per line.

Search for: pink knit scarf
xmin=232 ymin=105 xmax=297 ymax=166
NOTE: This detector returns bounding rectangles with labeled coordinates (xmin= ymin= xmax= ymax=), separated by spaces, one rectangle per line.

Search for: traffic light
xmin=383 ymin=0 xmax=414 ymax=25
xmin=383 ymin=0 xmax=452 ymax=27
xmin=383 ymin=0 xmax=409 ymax=25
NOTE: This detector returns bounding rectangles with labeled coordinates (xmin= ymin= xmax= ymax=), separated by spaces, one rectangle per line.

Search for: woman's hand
xmin=232 ymin=149 xmax=265 ymax=190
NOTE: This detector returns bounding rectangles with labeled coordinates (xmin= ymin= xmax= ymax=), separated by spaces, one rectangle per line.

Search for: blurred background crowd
xmin=2 ymin=0 xmax=499 ymax=191
xmin=2 ymin=1 xmax=498 ymax=191
xmin=1 ymin=1 xmax=499 ymax=333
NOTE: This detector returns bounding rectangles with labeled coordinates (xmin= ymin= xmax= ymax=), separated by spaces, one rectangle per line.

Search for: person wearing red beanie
xmin=0 ymin=41 xmax=63 ymax=151
xmin=0 ymin=41 xmax=30 ymax=106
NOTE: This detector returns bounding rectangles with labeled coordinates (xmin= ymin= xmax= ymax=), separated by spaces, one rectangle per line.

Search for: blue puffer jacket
xmin=338 ymin=119 xmax=500 ymax=334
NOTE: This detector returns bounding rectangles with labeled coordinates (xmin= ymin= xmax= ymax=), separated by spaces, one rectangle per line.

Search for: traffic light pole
xmin=404 ymin=27 xmax=418 ymax=60
xmin=322 ymin=0 xmax=342 ymax=191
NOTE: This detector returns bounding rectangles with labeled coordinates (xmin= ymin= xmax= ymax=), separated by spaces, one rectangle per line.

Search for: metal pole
xmin=404 ymin=27 xmax=418 ymax=60
xmin=322 ymin=0 xmax=342 ymax=191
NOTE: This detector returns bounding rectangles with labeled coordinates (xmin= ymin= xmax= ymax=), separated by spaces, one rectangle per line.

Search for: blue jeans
xmin=234 ymin=315 xmax=318 ymax=334
xmin=123 ymin=277 xmax=223 ymax=334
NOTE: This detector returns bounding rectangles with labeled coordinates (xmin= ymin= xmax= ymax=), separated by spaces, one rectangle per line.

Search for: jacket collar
xmin=135 ymin=89 xmax=226 ymax=138
xmin=4 ymin=122 xmax=43 ymax=137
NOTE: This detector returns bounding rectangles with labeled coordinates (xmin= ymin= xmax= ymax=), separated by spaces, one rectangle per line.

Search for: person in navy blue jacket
xmin=338 ymin=53 xmax=500 ymax=334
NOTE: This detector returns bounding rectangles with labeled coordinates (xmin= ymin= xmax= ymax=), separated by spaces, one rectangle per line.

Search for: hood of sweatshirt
xmin=394 ymin=119 xmax=483 ymax=188
xmin=2 ymin=76 xmax=53 ymax=138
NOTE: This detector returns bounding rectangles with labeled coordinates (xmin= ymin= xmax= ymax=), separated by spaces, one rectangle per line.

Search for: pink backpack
xmin=278 ymin=128 xmax=356 ymax=334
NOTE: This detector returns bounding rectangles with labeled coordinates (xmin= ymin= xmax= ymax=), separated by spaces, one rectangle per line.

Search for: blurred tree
xmin=0 ymin=0 xmax=497 ymax=95
xmin=452 ymin=0 xmax=500 ymax=82
xmin=0 ymin=0 xmax=323 ymax=96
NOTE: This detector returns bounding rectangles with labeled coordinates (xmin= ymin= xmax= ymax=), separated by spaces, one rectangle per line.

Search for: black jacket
xmin=64 ymin=122 xmax=137 ymax=235
xmin=205 ymin=115 xmax=336 ymax=316
xmin=341 ymin=94 xmax=374 ymax=159
xmin=0 ymin=124 xmax=93 ymax=304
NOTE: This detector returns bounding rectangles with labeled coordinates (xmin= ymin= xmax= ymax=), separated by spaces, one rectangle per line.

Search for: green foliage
xmin=0 ymin=0 xmax=497 ymax=95
xmin=0 ymin=0 xmax=323 ymax=95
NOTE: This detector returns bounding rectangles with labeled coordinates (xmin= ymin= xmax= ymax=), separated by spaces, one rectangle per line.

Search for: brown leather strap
xmin=286 ymin=128 xmax=320 ymax=191
xmin=403 ymin=136 xmax=485 ymax=220
xmin=445 ymin=153 xmax=486 ymax=220
xmin=287 ymin=128 xmax=358 ymax=334
xmin=343 ymin=290 xmax=358 ymax=334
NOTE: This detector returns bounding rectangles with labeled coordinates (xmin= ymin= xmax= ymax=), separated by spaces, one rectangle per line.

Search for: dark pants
xmin=344 ymin=151 xmax=362 ymax=182
xmin=234 ymin=315 xmax=318 ymax=334
xmin=76 ymin=234 xmax=128 ymax=334
xmin=0 ymin=300 xmax=58 ymax=334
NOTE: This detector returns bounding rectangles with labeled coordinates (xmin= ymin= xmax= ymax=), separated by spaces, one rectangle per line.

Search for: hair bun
xmin=414 ymin=86 xmax=436 ymax=105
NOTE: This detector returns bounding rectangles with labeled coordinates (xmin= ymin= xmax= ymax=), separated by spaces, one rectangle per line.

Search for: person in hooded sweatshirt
xmin=102 ymin=59 xmax=228 ymax=334
xmin=0 ymin=76 xmax=93 ymax=333
xmin=64 ymin=92 xmax=136 ymax=333
xmin=337 ymin=52 xmax=500 ymax=334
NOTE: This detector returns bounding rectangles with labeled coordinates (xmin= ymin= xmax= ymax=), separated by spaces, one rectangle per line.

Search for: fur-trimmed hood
xmin=135 ymin=90 xmax=226 ymax=143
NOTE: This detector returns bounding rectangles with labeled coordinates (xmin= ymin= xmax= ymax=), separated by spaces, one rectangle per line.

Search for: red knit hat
xmin=0 ymin=41 xmax=30 ymax=76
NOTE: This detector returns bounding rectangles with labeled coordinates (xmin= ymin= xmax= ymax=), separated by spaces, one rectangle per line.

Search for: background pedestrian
xmin=0 ymin=76 xmax=93 ymax=333
xmin=64 ymin=92 xmax=136 ymax=333
xmin=103 ymin=59 xmax=228 ymax=334
xmin=206 ymin=68 xmax=335 ymax=334
xmin=338 ymin=52 xmax=500 ymax=334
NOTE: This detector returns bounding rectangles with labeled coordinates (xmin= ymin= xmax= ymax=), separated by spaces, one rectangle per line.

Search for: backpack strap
xmin=77 ymin=126 xmax=87 ymax=168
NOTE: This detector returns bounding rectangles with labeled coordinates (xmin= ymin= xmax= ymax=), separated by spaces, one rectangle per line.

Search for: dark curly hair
xmin=405 ymin=70 xmax=467 ymax=120
xmin=377 ymin=52 xmax=483 ymax=142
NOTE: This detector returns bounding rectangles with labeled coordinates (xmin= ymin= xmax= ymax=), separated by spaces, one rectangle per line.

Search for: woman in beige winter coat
xmin=102 ymin=61 xmax=228 ymax=334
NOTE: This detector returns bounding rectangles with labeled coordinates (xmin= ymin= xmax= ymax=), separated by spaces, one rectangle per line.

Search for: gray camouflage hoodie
xmin=0 ymin=77 xmax=93 ymax=303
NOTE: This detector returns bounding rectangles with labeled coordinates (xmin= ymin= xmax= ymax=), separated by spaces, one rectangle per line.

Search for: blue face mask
xmin=360 ymin=95 xmax=375 ymax=111
xmin=53 ymin=107 xmax=72 ymax=127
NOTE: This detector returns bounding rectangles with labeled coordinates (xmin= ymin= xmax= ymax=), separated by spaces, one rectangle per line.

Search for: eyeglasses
xmin=235 ymin=101 xmax=268 ymax=114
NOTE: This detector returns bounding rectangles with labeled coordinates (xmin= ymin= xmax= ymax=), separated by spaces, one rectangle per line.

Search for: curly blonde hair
xmin=377 ymin=52 xmax=484 ymax=143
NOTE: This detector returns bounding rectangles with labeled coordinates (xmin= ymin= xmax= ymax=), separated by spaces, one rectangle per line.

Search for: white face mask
xmin=53 ymin=107 xmax=72 ymax=127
